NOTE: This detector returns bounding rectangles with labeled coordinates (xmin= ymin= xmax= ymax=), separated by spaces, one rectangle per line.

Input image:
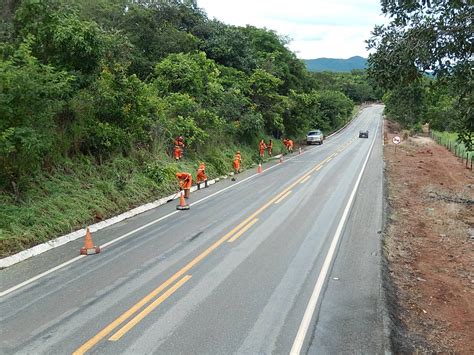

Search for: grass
xmin=0 ymin=139 xmax=287 ymax=258
xmin=430 ymin=130 xmax=473 ymax=162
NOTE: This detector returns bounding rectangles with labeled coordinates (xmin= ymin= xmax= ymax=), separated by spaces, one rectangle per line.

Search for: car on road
xmin=307 ymin=130 xmax=324 ymax=145
xmin=359 ymin=130 xmax=369 ymax=138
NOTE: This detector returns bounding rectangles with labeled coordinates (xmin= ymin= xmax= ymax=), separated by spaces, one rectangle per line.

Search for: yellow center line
xmin=73 ymin=143 xmax=354 ymax=354
xmin=109 ymin=275 xmax=192 ymax=341
xmin=228 ymin=218 xmax=259 ymax=243
xmin=299 ymin=176 xmax=311 ymax=184
xmin=274 ymin=190 xmax=292 ymax=204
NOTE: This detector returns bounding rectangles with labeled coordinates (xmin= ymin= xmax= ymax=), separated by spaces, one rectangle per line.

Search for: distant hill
xmin=304 ymin=56 xmax=367 ymax=72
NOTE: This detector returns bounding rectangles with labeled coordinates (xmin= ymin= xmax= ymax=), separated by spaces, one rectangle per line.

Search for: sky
xmin=197 ymin=0 xmax=388 ymax=60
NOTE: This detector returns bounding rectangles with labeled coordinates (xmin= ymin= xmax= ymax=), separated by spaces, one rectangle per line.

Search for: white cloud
xmin=197 ymin=0 xmax=388 ymax=59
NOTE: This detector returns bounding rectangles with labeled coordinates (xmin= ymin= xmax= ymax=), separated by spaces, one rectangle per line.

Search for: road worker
xmin=267 ymin=139 xmax=273 ymax=156
xmin=176 ymin=172 xmax=192 ymax=198
xmin=233 ymin=151 xmax=242 ymax=174
xmin=258 ymin=139 xmax=267 ymax=159
xmin=173 ymin=136 xmax=184 ymax=160
xmin=287 ymin=139 xmax=294 ymax=153
xmin=196 ymin=162 xmax=207 ymax=183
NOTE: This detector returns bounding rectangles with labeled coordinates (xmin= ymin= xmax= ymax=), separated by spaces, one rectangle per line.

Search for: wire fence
xmin=430 ymin=130 xmax=473 ymax=170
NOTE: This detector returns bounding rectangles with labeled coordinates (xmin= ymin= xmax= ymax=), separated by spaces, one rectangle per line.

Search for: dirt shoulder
xmin=383 ymin=120 xmax=473 ymax=353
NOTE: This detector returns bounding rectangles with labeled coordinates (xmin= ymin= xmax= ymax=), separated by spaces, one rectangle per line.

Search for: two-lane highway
xmin=0 ymin=105 xmax=387 ymax=354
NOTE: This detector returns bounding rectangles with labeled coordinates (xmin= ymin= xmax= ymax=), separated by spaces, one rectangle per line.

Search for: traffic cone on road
xmin=80 ymin=228 xmax=100 ymax=255
xmin=299 ymin=147 xmax=302 ymax=154
xmin=176 ymin=190 xmax=190 ymax=210
xmin=279 ymin=155 xmax=283 ymax=163
xmin=257 ymin=163 xmax=262 ymax=173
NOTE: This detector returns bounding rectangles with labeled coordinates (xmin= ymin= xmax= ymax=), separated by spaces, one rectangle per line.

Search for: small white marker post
xmin=392 ymin=135 xmax=401 ymax=154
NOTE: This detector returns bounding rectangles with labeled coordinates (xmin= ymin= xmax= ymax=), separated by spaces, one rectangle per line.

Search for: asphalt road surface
xmin=0 ymin=104 xmax=387 ymax=354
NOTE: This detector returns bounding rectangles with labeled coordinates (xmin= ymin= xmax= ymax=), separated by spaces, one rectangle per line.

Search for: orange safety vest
xmin=176 ymin=172 xmax=192 ymax=190
xmin=196 ymin=163 xmax=207 ymax=182
xmin=233 ymin=153 xmax=241 ymax=170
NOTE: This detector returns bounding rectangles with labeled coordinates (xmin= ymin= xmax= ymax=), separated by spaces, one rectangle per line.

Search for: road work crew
xmin=259 ymin=139 xmax=267 ymax=159
xmin=267 ymin=139 xmax=273 ymax=156
xmin=196 ymin=162 xmax=207 ymax=184
xmin=176 ymin=172 xmax=192 ymax=198
xmin=173 ymin=136 xmax=184 ymax=160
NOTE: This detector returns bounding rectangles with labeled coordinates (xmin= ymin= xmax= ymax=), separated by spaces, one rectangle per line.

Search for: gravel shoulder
xmin=383 ymin=120 xmax=473 ymax=353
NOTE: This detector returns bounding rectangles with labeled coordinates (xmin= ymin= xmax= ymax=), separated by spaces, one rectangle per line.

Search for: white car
xmin=307 ymin=130 xmax=324 ymax=145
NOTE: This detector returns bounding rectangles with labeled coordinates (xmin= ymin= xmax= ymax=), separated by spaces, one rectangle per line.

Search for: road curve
xmin=0 ymin=104 xmax=386 ymax=354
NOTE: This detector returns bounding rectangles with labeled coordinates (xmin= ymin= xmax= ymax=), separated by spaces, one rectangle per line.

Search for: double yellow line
xmin=73 ymin=142 xmax=352 ymax=354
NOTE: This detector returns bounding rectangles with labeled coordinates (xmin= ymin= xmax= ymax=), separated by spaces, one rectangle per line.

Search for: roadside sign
xmin=392 ymin=136 xmax=401 ymax=145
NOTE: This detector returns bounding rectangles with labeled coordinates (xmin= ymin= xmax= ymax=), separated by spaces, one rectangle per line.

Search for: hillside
xmin=304 ymin=56 xmax=367 ymax=72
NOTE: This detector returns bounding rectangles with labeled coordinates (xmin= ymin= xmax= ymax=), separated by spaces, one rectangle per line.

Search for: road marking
xmin=290 ymin=117 xmax=380 ymax=355
xmin=73 ymin=159 xmax=331 ymax=354
xmin=109 ymin=275 xmax=192 ymax=341
xmin=228 ymin=219 xmax=259 ymax=243
xmin=299 ymin=176 xmax=311 ymax=184
xmin=73 ymin=216 xmax=260 ymax=354
xmin=274 ymin=190 xmax=292 ymax=204
xmin=0 ymin=256 xmax=86 ymax=298
xmin=315 ymin=166 xmax=322 ymax=172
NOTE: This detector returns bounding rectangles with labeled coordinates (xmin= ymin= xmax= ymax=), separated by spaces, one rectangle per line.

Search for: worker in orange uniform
xmin=176 ymin=172 xmax=192 ymax=198
xmin=173 ymin=136 xmax=185 ymax=160
xmin=267 ymin=139 xmax=273 ymax=156
xmin=232 ymin=151 xmax=242 ymax=181
xmin=196 ymin=162 xmax=207 ymax=188
xmin=258 ymin=139 xmax=267 ymax=159
xmin=283 ymin=138 xmax=294 ymax=153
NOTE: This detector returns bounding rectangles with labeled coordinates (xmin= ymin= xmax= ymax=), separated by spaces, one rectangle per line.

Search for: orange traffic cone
xmin=80 ymin=228 xmax=100 ymax=255
xmin=257 ymin=163 xmax=262 ymax=173
xmin=176 ymin=190 xmax=190 ymax=210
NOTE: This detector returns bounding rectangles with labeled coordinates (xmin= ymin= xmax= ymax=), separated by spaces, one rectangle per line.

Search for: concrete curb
xmin=0 ymin=176 xmax=223 ymax=269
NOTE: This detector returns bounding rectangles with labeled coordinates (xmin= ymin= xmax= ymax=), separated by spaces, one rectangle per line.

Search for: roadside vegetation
xmin=0 ymin=0 xmax=379 ymax=257
xmin=367 ymin=0 xmax=473 ymax=150
xmin=368 ymin=1 xmax=473 ymax=352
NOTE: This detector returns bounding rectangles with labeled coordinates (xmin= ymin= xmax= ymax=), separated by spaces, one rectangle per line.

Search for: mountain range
xmin=304 ymin=56 xmax=367 ymax=72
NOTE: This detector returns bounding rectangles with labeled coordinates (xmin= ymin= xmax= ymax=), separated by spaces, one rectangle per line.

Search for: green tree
xmin=249 ymin=69 xmax=285 ymax=134
xmin=0 ymin=40 xmax=72 ymax=196
xmin=153 ymin=51 xmax=223 ymax=107
xmin=71 ymin=64 xmax=157 ymax=157
xmin=367 ymin=0 xmax=473 ymax=149
xmin=13 ymin=0 xmax=106 ymax=80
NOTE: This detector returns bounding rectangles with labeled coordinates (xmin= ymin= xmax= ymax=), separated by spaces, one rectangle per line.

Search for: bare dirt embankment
xmin=383 ymin=120 xmax=473 ymax=353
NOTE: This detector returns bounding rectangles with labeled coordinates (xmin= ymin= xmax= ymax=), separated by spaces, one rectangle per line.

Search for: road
xmin=0 ymin=104 xmax=387 ymax=354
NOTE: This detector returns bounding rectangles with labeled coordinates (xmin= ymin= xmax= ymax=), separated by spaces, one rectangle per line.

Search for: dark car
xmin=359 ymin=130 xmax=369 ymax=138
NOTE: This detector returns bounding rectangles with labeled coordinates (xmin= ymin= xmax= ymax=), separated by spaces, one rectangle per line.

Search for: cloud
xmin=197 ymin=0 xmax=387 ymax=59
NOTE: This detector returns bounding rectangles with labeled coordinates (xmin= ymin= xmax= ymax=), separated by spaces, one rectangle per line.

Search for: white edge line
xmin=0 ymin=108 xmax=367 ymax=296
xmin=290 ymin=116 xmax=381 ymax=355
xmin=0 ymin=255 xmax=85 ymax=297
